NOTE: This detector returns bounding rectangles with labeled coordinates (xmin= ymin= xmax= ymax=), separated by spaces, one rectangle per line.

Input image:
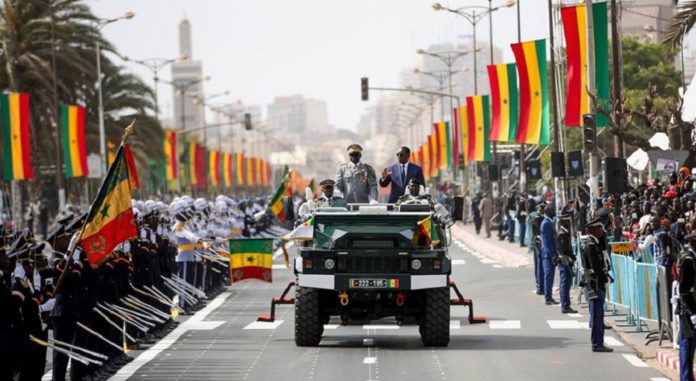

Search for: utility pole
xmin=50 ymin=0 xmax=65 ymax=210
xmin=549 ymin=0 xmax=565 ymax=213
xmin=517 ymin=0 xmax=526 ymax=194
xmin=586 ymin=0 xmax=600 ymax=207
xmin=610 ymin=0 xmax=623 ymax=158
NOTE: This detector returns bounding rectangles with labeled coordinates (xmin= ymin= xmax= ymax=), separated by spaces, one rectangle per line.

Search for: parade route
xmin=112 ymin=239 xmax=671 ymax=381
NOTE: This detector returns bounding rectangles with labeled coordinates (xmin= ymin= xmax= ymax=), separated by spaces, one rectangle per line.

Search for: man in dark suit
xmin=379 ymin=146 xmax=425 ymax=203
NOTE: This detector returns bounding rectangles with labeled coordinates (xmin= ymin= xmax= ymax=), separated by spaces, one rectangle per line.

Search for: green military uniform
xmin=334 ymin=144 xmax=378 ymax=203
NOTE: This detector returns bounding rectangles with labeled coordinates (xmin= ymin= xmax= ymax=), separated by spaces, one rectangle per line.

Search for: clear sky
xmin=86 ymin=0 xmax=553 ymax=131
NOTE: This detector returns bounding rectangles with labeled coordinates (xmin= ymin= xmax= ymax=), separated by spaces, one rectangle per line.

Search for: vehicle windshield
xmin=313 ymin=213 xmax=431 ymax=249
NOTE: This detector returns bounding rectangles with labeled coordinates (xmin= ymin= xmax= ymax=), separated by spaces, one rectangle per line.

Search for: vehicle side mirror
xmin=451 ymin=196 xmax=464 ymax=221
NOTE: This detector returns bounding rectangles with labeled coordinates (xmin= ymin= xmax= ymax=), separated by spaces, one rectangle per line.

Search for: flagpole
xmin=52 ymin=121 xmax=135 ymax=295
xmin=548 ymin=0 xmax=565 ymax=213
xmin=517 ymin=0 xmax=527 ymax=194
xmin=585 ymin=0 xmax=600 ymax=206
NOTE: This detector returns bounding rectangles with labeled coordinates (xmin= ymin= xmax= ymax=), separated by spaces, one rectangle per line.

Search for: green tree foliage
xmin=0 ymin=0 xmax=164 ymax=203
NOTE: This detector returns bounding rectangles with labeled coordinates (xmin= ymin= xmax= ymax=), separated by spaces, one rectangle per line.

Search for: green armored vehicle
xmin=292 ymin=202 xmax=463 ymax=347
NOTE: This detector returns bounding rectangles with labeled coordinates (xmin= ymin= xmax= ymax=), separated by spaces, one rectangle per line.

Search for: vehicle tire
xmin=295 ymin=286 xmax=323 ymax=346
xmin=420 ymin=287 xmax=450 ymax=347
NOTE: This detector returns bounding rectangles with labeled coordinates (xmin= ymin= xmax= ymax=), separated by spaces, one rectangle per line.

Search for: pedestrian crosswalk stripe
xmin=489 ymin=320 xmax=521 ymax=329
xmin=492 ymin=264 xmax=503 ymax=268
xmin=604 ymin=337 xmax=624 ymax=347
xmin=480 ymin=258 xmax=498 ymax=264
xmin=547 ymin=320 xmax=585 ymax=329
xmin=622 ymin=354 xmax=649 ymax=367
xmin=452 ymin=259 xmax=466 ymax=265
xmin=566 ymin=313 xmax=583 ymax=318
xmin=362 ymin=324 xmax=400 ymax=330
xmin=243 ymin=320 xmax=285 ymax=330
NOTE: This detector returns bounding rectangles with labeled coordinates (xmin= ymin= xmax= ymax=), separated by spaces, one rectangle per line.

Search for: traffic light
xmin=582 ymin=113 xmax=597 ymax=152
xmin=361 ymin=77 xmax=369 ymax=101
xmin=244 ymin=112 xmax=252 ymax=130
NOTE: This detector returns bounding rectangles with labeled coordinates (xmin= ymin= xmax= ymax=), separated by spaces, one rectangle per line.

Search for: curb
xmin=657 ymin=348 xmax=696 ymax=379
xmin=450 ymin=224 xmax=530 ymax=268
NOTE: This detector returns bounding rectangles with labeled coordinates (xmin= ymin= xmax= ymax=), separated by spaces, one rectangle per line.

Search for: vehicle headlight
xmin=324 ymin=258 xmax=335 ymax=270
xmin=411 ymin=259 xmax=422 ymax=270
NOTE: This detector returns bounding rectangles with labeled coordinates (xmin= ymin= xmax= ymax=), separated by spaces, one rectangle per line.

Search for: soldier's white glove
xmin=691 ymin=315 xmax=696 ymax=326
xmin=671 ymin=295 xmax=680 ymax=305
xmin=40 ymin=298 xmax=55 ymax=313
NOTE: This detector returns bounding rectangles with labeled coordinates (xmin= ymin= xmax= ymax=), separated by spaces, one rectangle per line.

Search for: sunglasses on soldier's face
xmin=349 ymin=153 xmax=361 ymax=157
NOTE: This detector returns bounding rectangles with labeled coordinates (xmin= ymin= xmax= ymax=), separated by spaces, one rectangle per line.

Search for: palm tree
xmin=0 ymin=0 xmax=165 ymax=209
xmin=663 ymin=1 xmax=696 ymax=48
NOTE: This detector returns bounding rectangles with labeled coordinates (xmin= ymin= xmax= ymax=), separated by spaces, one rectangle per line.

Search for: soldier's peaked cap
xmin=319 ymin=179 xmax=335 ymax=187
xmin=347 ymin=144 xmax=363 ymax=154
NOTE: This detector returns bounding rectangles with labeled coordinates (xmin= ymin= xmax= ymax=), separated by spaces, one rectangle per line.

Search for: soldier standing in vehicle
xmin=316 ymin=179 xmax=345 ymax=208
xmin=335 ymin=144 xmax=378 ymax=203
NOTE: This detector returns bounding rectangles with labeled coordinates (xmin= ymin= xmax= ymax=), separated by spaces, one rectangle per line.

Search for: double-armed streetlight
xmin=120 ymin=53 xmax=188 ymax=118
xmin=95 ymin=11 xmax=135 ymax=176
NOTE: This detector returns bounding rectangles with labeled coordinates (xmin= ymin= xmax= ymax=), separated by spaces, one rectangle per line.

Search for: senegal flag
xmin=269 ymin=166 xmax=290 ymax=222
xmin=229 ymin=238 xmax=274 ymax=283
xmin=81 ymin=143 xmax=139 ymax=266
xmin=416 ymin=216 xmax=440 ymax=245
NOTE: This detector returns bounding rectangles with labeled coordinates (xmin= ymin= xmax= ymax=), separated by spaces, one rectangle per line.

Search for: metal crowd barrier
xmin=606 ymin=243 xmax=664 ymax=334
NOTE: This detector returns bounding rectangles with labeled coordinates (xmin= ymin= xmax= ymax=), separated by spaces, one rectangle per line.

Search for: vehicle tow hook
xmin=396 ymin=292 xmax=405 ymax=307
xmin=339 ymin=292 xmax=349 ymax=306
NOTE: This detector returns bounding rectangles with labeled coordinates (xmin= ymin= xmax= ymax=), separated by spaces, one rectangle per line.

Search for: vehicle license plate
xmin=350 ymin=278 xmax=387 ymax=288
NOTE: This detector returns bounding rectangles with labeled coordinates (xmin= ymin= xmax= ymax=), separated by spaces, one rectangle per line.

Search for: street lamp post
xmin=121 ymin=54 xmax=188 ymax=119
xmin=95 ymin=11 xmax=135 ymax=177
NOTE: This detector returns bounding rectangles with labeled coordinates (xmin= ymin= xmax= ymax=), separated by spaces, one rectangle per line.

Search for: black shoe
xmin=520 ymin=244 xmax=527 ymax=248
xmin=535 ymin=290 xmax=544 ymax=295
xmin=562 ymin=308 xmax=578 ymax=314
xmin=545 ymin=300 xmax=560 ymax=305
xmin=592 ymin=346 xmax=614 ymax=353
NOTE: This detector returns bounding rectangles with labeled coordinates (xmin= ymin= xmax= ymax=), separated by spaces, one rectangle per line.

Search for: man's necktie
xmin=400 ymin=165 xmax=406 ymax=182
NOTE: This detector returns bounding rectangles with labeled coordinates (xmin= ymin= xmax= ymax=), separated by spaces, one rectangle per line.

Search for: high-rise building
xmin=171 ymin=18 xmax=205 ymax=137
xmin=267 ymin=95 xmax=329 ymax=136
xmin=620 ymin=0 xmax=675 ymax=43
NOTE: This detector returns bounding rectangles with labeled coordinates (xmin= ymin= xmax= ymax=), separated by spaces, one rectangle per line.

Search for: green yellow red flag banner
xmin=228 ymin=238 xmax=274 ymax=283
xmin=223 ymin=152 xmax=233 ymax=187
xmin=459 ymin=106 xmax=469 ymax=162
xmin=1 ymin=93 xmax=33 ymax=181
xmin=163 ymin=130 xmax=178 ymax=181
xmin=561 ymin=2 xmax=610 ymax=127
xmin=269 ymin=166 xmax=290 ymax=222
xmin=427 ymin=134 xmax=438 ymax=178
xmin=208 ymin=150 xmax=220 ymax=187
xmin=467 ymin=95 xmax=491 ymax=162
xmin=436 ymin=123 xmax=447 ymax=170
xmin=80 ymin=143 xmax=138 ymax=266
xmin=452 ymin=109 xmax=459 ymax=167
xmin=487 ymin=63 xmax=518 ymax=142
xmin=235 ymin=152 xmax=245 ymax=186
xmin=420 ymin=143 xmax=430 ymax=181
xmin=511 ymin=39 xmax=550 ymax=145
xmin=246 ymin=157 xmax=255 ymax=186
xmin=61 ymin=105 xmax=88 ymax=178
xmin=416 ymin=216 xmax=440 ymax=245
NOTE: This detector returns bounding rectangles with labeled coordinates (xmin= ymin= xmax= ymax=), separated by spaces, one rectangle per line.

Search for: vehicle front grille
xmin=340 ymin=256 xmax=405 ymax=274
xmin=351 ymin=240 xmax=394 ymax=249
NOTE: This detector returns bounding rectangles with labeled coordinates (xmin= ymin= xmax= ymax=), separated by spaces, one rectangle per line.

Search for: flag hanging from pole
xmin=80 ymin=142 xmax=138 ymax=266
xmin=223 ymin=152 xmax=233 ymax=187
xmin=427 ymin=134 xmax=438 ymax=178
xmin=561 ymin=2 xmax=610 ymax=127
xmin=163 ymin=130 xmax=178 ymax=181
xmin=420 ymin=143 xmax=430 ymax=181
xmin=460 ymin=106 xmax=469 ymax=162
xmin=235 ymin=152 xmax=245 ymax=186
xmin=228 ymin=238 xmax=274 ymax=283
xmin=61 ymin=105 xmax=88 ymax=178
xmin=1 ymin=93 xmax=33 ymax=181
xmin=452 ymin=109 xmax=460 ymax=167
xmin=467 ymin=95 xmax=491 ymax=162
xmin=269 ymin=166 xmax=290 ymax=222
xmin=487 ymin=63 xmax=519 ymax=142
xmin=208 ymin=150 xmax=220 ymax=187
xmin=437 ymin=122 xmax=448 ymax=170
xmin=511 ymin=39 xmax=550 ymax=145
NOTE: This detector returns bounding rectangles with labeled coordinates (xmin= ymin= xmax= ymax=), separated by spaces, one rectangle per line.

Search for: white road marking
xmin=480 ymin=258 xmax=498 ymax=265
xmin=492 ymin=264 xmax=503 ymax=268
xmin=108 ymin=291 xmax=233 ymax=380
xmin=452 ymin=259 xmax=466 ymax=265
xmin=489 ymin=320 xmax=521 ymax=329
xmin=450 ymin=320 xmax=461 ymax=329
xmin=604 ymin=337 xmax=624 ymax=347
xmin=185 ymin=321 xmax=225 ymax=330
xmin=651 ymin=378 xmax=672 ymax=381
xmin=362 ymin=324 xmax=400 ymax=330
xmin=363 ymin=338 xmax=374 ymax=346
xmin=566 ymin=313 xmax=583 ymax=318
xmin=363 ymin=357 xmax=377 ymax=364
xmin=323 ymin=324 xmax=340 ymax=330
xmin=622 ymin=354 xmax=649 ymax=368
xmin=272 ymin=264 xmax=289 ymax=270
xmin=243 ymin=320 xmax=285 ymax=330
xmin=547 ymin=320 xmax=585 ymax=329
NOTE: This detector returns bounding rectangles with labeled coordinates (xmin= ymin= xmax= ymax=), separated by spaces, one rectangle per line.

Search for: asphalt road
xmin=108 ymin=240 xmax=671 ymax=381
